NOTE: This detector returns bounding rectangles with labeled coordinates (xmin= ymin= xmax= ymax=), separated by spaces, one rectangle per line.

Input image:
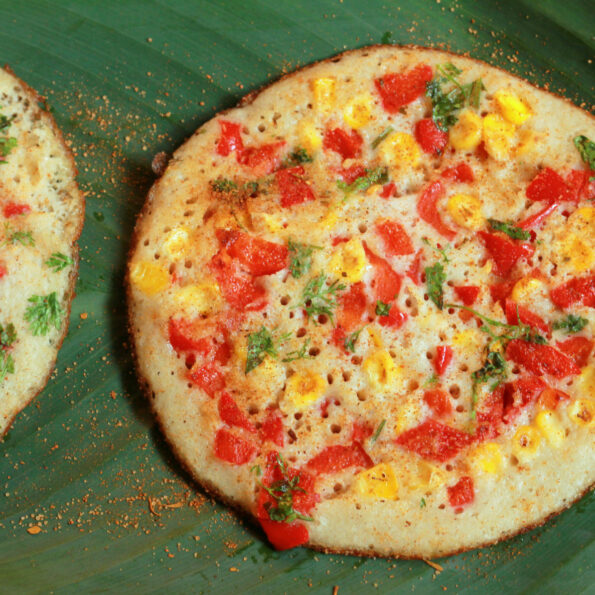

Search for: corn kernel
xmin=446 ymin=193 xmax=485 ymax=230
xmin=162 ymin=226 xmax=190 ymax=259
xmin=568 ymin=399 xmax=595 ymax=428
xmin=378 ymin=132 xmax=421 ymax=169
xmin=343 ymin=94 xmax=373 ymax=129
xmin=299 ymin=119 xmax=323 ymax=152
xmin=578 ymin=365 xmax=595 ymax=395
xmin=469 ymin=442 xmax=504 ymax=474
xmin=174 ymin=282 xmax=221 ymax=316
xmin=511 ymin=277 xmax=546 ymax=304
xmin=317 ymin=204 xmax=339 ymax=230
xmin=312 ymin=77 xmax=336 ymax=114
xmin=363 ymin=350 xmax=398 ymax=391
xmin=283 ymin=370 xmax=326 ymax=411
xmin=534 ymin=410 xmax=565 ymax=447
xmin=408 ymin=460 xmax=446 ymax=491
xmin=261 ymin=213 xmax=285 ymax=234
xmin=449 ymin=110 xmax=483 ymax=151
xmin=394 ymin=398 xmax=422 ymax=434
xmin=354 ymin=463 xmax=398 ymax=500
xmin=367 ymin=326 xmax=384 ymax=349
xmin=512 ymin=425 xmax=541 ymax=463
xmin=452 ymin=329 xmax=485 ymax=357
xmin=556 ymin=233 xmax=595 ymax=274
xmin=328 ymin=237 xmax=367 ymax=283
xmin=494 ymin=90 xmax=532 ymax=125
xmin=130 ymin=261 xmax=169 ymax=296
xmin=515 ymin=128 xmax=539 ymax=156
xmin=482 ymin=113 xmax=516 ymax=161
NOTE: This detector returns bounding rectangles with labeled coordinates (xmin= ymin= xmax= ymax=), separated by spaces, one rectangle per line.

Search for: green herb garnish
xmin=344 ymin=327 xmax=365 ymax=353
xmin=210 ymin=177 xmax=238 ymax=193
xmin=298 ymin=274 xmax=346 ymax=324
xmin=288 ymin=240 xmax=322 ymax=279
xmin=420 ymin=498 xmax=427 ymax=509
xmin=45 ymin=252 xmax=74 ymax=272
xmin=283 ymin=147 xmax=313 ymax=167
xmin=574 ymin=135 xmax=595 ymax=180
xmin=423 ymin=373 xmax=439 ymax=388
xmin=0 ymin=111 xmax=17 ymax=162
xmin=282 ymin=338 xmax=313 ymax=363
xmin=24 ymin=292 xmax=64 ymax=336
xmin=381 ymin=31 xmax=393 ymax=44
xmin=371 ymin=126 xmax=394 ymax=149
xmin=261 ymin=454 xmax=313 ymax=524
xmin=0 ymin=322 xmax=16 ymax=384
xmin=423 ymin=238 xmax=450 ymax=263
xmin=370 ymin=419 xmax=387 ymax=444
xmin=425 ymin=261 xmax=446 ymax=310
xmin=245 ymin=326 xmax=289 ymax=373
xmin=337 ymin=166 xmax=389 ymax=197
xmin=250 ymin=464 xmax=262 ymax=477
xmin=488 ymin=219 xmax=531 ymax=241
xmin=552 ymin=314 xmax=588 ymax=334
xmin=375 ymin=300 xmax=391 ymax=317
xmin=3 ymin=222 xmax=34 ymax=247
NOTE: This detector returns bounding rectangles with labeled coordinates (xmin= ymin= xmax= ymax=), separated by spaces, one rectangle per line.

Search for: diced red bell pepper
xmin=3 ymin=202 xmax=31 ymax=218
xmin=505 ymin=340 xmax=581 ymax=378
xmin=518 ymin=201 xmax=559 ymax=229
xmin=475 ymin=387 xmax=505 ymax=442
xmin=374 ymin=64 xmax=433 ymax=114
xmin=423 ymin=389 xmax=453 ymax=418
xmin=378 ymin=305 xmax=408 ymax=329
xmin=188 ymin=363 xmax=226 ymax=398
xmin=380 ymin=182 xmax=397 ymax=198
xmin=168 ymin=317 xmax=212 ymax=353
xmin=323 ymin=127 xmax=363 ymax=160
xmin=0 ymin=265 xmax=6 ymax=279
xmin=339 ymin=164 xmax=367 ymax=184
xmin=504 ymin=299 xmax=550 ymax=336
xmin=260 ymin=409 xmax=285 ymax=447
xmin=336 ymin=282 xmax=367 ymax=332
xmin=555 ymin=336 xmax=593 ymax=368
xmin=526 ymin=167 xmax=571 ymax=202
xmin=478 ymin=231 xmax=534 ymax=278
xmin=406 ymin=249 xmax=424 ymax=285
xmin=550 ymin=275 xmax=595 ymax=309
xmin=537 ymin=387 xmax=571 ymax=410
xmin=364 ymin=243 xmax=402 ymax=302
xmin=305 ymin=443 xmax=373 ymax=475
xmin=331 ymin=327 xmax=348 ymax=353
xmin=433 ymin=345 xmax=453 ymax=376
xmin=415 ymin=117 xmax=448 ymax=155
xmin=221 ymin=229 xmax=289 ymax=276
xmin=213 ymin=427 xmax=257 ymax=465
xmin=216 ymin=120 xmax=244 ymax=156
xmin=237 ymin=141 xmax=285 ymax=175
xmin=441 ymin=163 xmax=474 ymax=183
xmin=489 ymin=279 xmax=516 ymax=307
xmin=396 ymin=419 xmax=473 ymax=462
xmin=501 ymin=376 xmax=547 ymax=424
xmin=351 ymin=420 xmax=375 ymax=443
xmin=276 ymin=165 xmax=316 ymax=208
xmin=218 ymin=392 xmax=256 ymax=432
xmin=258 ymin=518 xmax=310 ymax=551
xmin=417 ymin=181 xmax=456 ymax=240
xmin=454 ymin=285 xmax=479 ymax=306
xmin=447 ymin=476 xmax=474 ymax=509
xmin=375 ymin=219 xmax=414 ymax=256
xmin=565 ymin=169 xmax=595 ymax=201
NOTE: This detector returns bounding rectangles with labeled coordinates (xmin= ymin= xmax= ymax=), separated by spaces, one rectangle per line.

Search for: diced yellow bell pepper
xmin=482 ymin=113 xmax=516 ymax=161
xmin=354 ymin=463 xmax=398 ymax=500
xmin=469 ymin=442 xmax=504 ymax=474
xmin=494 ymin=90 xmax=532 ymax=125
xmin=534 ymin=410 xmax=565 ymax=447
xmin=449 ymin=110 xmax=483 ymax=151
xmin=328 ymin=237 xmax=367 ymax=283
xmin=511 ymin=277 xmax=546 ymax=304
xmin=567 ymin=399 xmax=595 ymax=428
xmin=377 ymin=132 xmax=421 ymax=169
xmin=299 ymin=119 xmax=323 ymax=153
xmin=363 ymin=350 xmax=398 ymax=391
xmin=446 ymin=193 xmax=485 ymax=230
xmin=342 ymin=94 xmax=373 ymax=129
xmin=283 ymin=370 xmax=326 ymax=410
xmin=129 ymin=261 xmax=169 ymax=296
xmin=174 ymin=282 xmax=221 ymax=316
xmin=312 ymin=77 xmax=336 ymax=114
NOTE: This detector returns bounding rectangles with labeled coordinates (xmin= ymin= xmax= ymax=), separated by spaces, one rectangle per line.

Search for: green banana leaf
xmin=0 ymin=1 xmax=593 ymax=592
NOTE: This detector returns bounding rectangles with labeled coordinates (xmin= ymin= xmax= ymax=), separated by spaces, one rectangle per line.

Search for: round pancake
xmin=0 ymin=67 xmax=84 ymax=436
xmin=127 ymin=46 xmax=594 ymax=558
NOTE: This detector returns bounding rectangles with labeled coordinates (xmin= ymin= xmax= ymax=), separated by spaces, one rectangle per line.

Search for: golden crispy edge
xmin=0 ymin=65 xmax=85 ymax=438
xmin=126 ymin=44 xmax=594 ymax=558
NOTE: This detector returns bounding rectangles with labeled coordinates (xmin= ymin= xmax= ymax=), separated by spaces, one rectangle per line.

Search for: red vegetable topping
xmin=478 ymin=231 xmax=534 ymax=277
xmin=218 ymin=392 xmax=256 ymax=432
xmin=306 ymin=443 xmax=373 ymax=475
xmin=537 ymin=387 xmax=571 ymax=410
xmin=168 ymin=318 xmax=212 ymax=354
xmin=380 ymin=182 xmax=397 ymax=199
xmin=417 ymin=181 xmax=456 ymax=240
xmin=0 ymin=265 xmax=6 ymax=279
xmin=213 ymin=428 xmax=257 ymax=465
xmin=351 ymin=421 xmax=375 ymax=443
xmin=489 ymin=279 xmax=516 ymax=307
xmin=447 ymin=476 xmax=474 ymax=509
xmin=433 ymin=345 xmax=453 ymax=376
xmin=323 ymin=127 xmax=363 ymax=160
xmin=415 ymin=118 xmax=448 ymax=154
xmin=518 ymin=201 xmax=559 ymax=229
xmin=556 ymin=336 xmax=593 ymax=368
xmin=423 ymin=389 xmax=453 ymax=418
xmin=526 ymin=167 xmax=571 ymax=202
xmin=501 ymin=376 xmax=547 ymax=424
xmin=504 ymin=299 xmax=550 ymax=336
xmin=188 ymin=362 xmax=226 ymax=398
xmin=550 ymin=275 xmax=595 ymax=309
xmin=276 ymin=165 xmax=316 ymax=208
xmin=565 ymin=169 xmax=594 ymax=202
xmin=237 ymin=141 xmax=285 ymax=175
xmin=364 ymin=243 xmax=402 ymax=303
xmin=374 ymin=64 xmax=433 ymax=114
xmin=396 ymin=419 xmax=473 ymax=462
xmin=258 ymin=518 xmax=310 ymax=551
xmin=3 ymin=202 xmax=31 ymax=218
xmin=339 ymin=164 xmax=367 ymax=184
xmin=378 ymin=305 xmax=408 ymax=329
xmin=216 ymin=120 xmax=244 ymax=156
xmin=375 ymin=219 xmax=414 ymax=256
xmin=222 ymin=229 xmax=289 ymax=276
xmin=505 ymin=340 xmax=581 ymax=378
xmin=336 ymin=282 xmax=367 ymax=332
xmin=454 ymin=285 xmax=479 ymax=306
xmin=260 ymin=409 xmax=285 ymax=447
xmin=407 ymin=249 xmax=424 ymax=285
xmin=441 ymin=163 xmax=474 ymax=183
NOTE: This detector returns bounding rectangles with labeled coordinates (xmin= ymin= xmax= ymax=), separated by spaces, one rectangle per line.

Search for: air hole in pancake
xmin=407 ymin=380 xmax=419 ymax=392
xmin=143 ymin=239 xmax=149 ymax=246
xmin=445 ymin=464 xmax=453 ymax=471
xmin=287 ymin=429 xmax=297 ymax=443
xmin=327 ymin=373 xmax=334 ymax=384
xmin=459 ymin=364 xmax=468 ymax=372
xmin=449 ymin=385 xmax=460 ymax=399
xmin=355 ymin=503 xmax=362 ymax=510
xmin=248 ymin=405 xmax=258 ymax=415
xmin=169 ymin=263 xmax=176 ymax=274
xmin=289 ymin=311 xmax=295 ymax=319
xmin=183 ymin=210 xmax=194 ymax=217
xmin=342 ymin=370 xmax=351 ymax=381
xmin=296 ymin=327 xmax=307 ymax=337
xmin=333 ymin=483 xmax=343 ymax=493
xmin=426 ymin=351 xmax=434 ymax=360
xmin=351 ymin=355 xmax=362 ymax=365
xmin=258 ymin=124 xmax=266 ymax=132
xmin=153 ymin=253 xmax=161 ymax=260
xmin=186 ymin=196 xmax=198 ymax=204
xmin=358 ymin=223 xmax=367 ymax=233
xmin=331 ymin=424 xmax=341 ymax=434
xmin=185 ymin=260 xmax=193 ymax=269
xmin=357 ymin=390 xmax=368 ymax=402
xmin=203 ymin=205 xmax=216 ymax=222
xmin=280 ymin=295 xmax=290 ymax=305
xmin=317 ymin=314 xmax=328 ymax=324
xmin=510 ymin=456 xmax=519 ymax=466
xmin=294 ymin=412 xmax=302 ymax=420
xmin=438 ymin=504 xmax=445 ymax=510
xmin=309 ymin=347 xmax=320 ymax=357
xmin=456 ymin=405 xmax=465 ymax=413
xmin=389 ymin=350 xmax=396 ymax=358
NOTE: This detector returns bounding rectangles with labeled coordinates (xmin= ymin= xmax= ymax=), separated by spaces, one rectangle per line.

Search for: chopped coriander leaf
xmin=0 ymin=322 xmax=16 ymax=348
xmin=423 ymin=373 xmax=439 ymax=388
xmin=24 ymin=292 xmax=64 ymax=336
xmin=337 ymin=166 xmax=389 ymax=197
xmin=298 ymin=274 xmax=346 ymax=325
xmin=245 ymin=326 xmax=288 ymax=373
xmin=420 ymin=497 xmax=427 ymax=509
xmin=0 ymin=321 xmax=17 ymax=383
xmin=574 ymin=135 xmax=595 ymax=180
xmin=344 ymin=327 xmax=365 ymax=353
xmin=3 ymin=222 xmax=34 ymax=247
xmin=370 ymin=419 xmax=386 ymax=444
xmin=422 ymin=238 xmax=450 ymax=263
xmin=0 ymin=111 xmax=17 ymax=162
xmin=45 ymin=252 xmax=74 ymax=272
xmin=210 ymin=177 xmax=238 ymax=192
xmin=381 ymin=31 xmax=393 ymax=44
xmin=425 ymin=261 xmax=446 ymax=309
xmin=282 ymin=338 xmax=312 ymax=363
xmin=242 ymin=180 xmax=259 ymax=195
xmin=287 ymin=240 xmax=322 ymax=279
xmin=552 ymin=314 xmax=588 ymax=334
xmin=283 ymin=147 xmax=313 ymax=167
xmin=488 ymin=219 xmax=531 ymax=241
xmin=471 ymin=350 xmax=507 ymax=412
xmin=375 ymin=300 xmax=391 ymax=317
xmin=261 ymin=454 xmax=313 ymax=523
xmin=371 ymin=126 xmax=394 ymax=149
xmin=250 ymin=464 xmax=262 ymax=477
